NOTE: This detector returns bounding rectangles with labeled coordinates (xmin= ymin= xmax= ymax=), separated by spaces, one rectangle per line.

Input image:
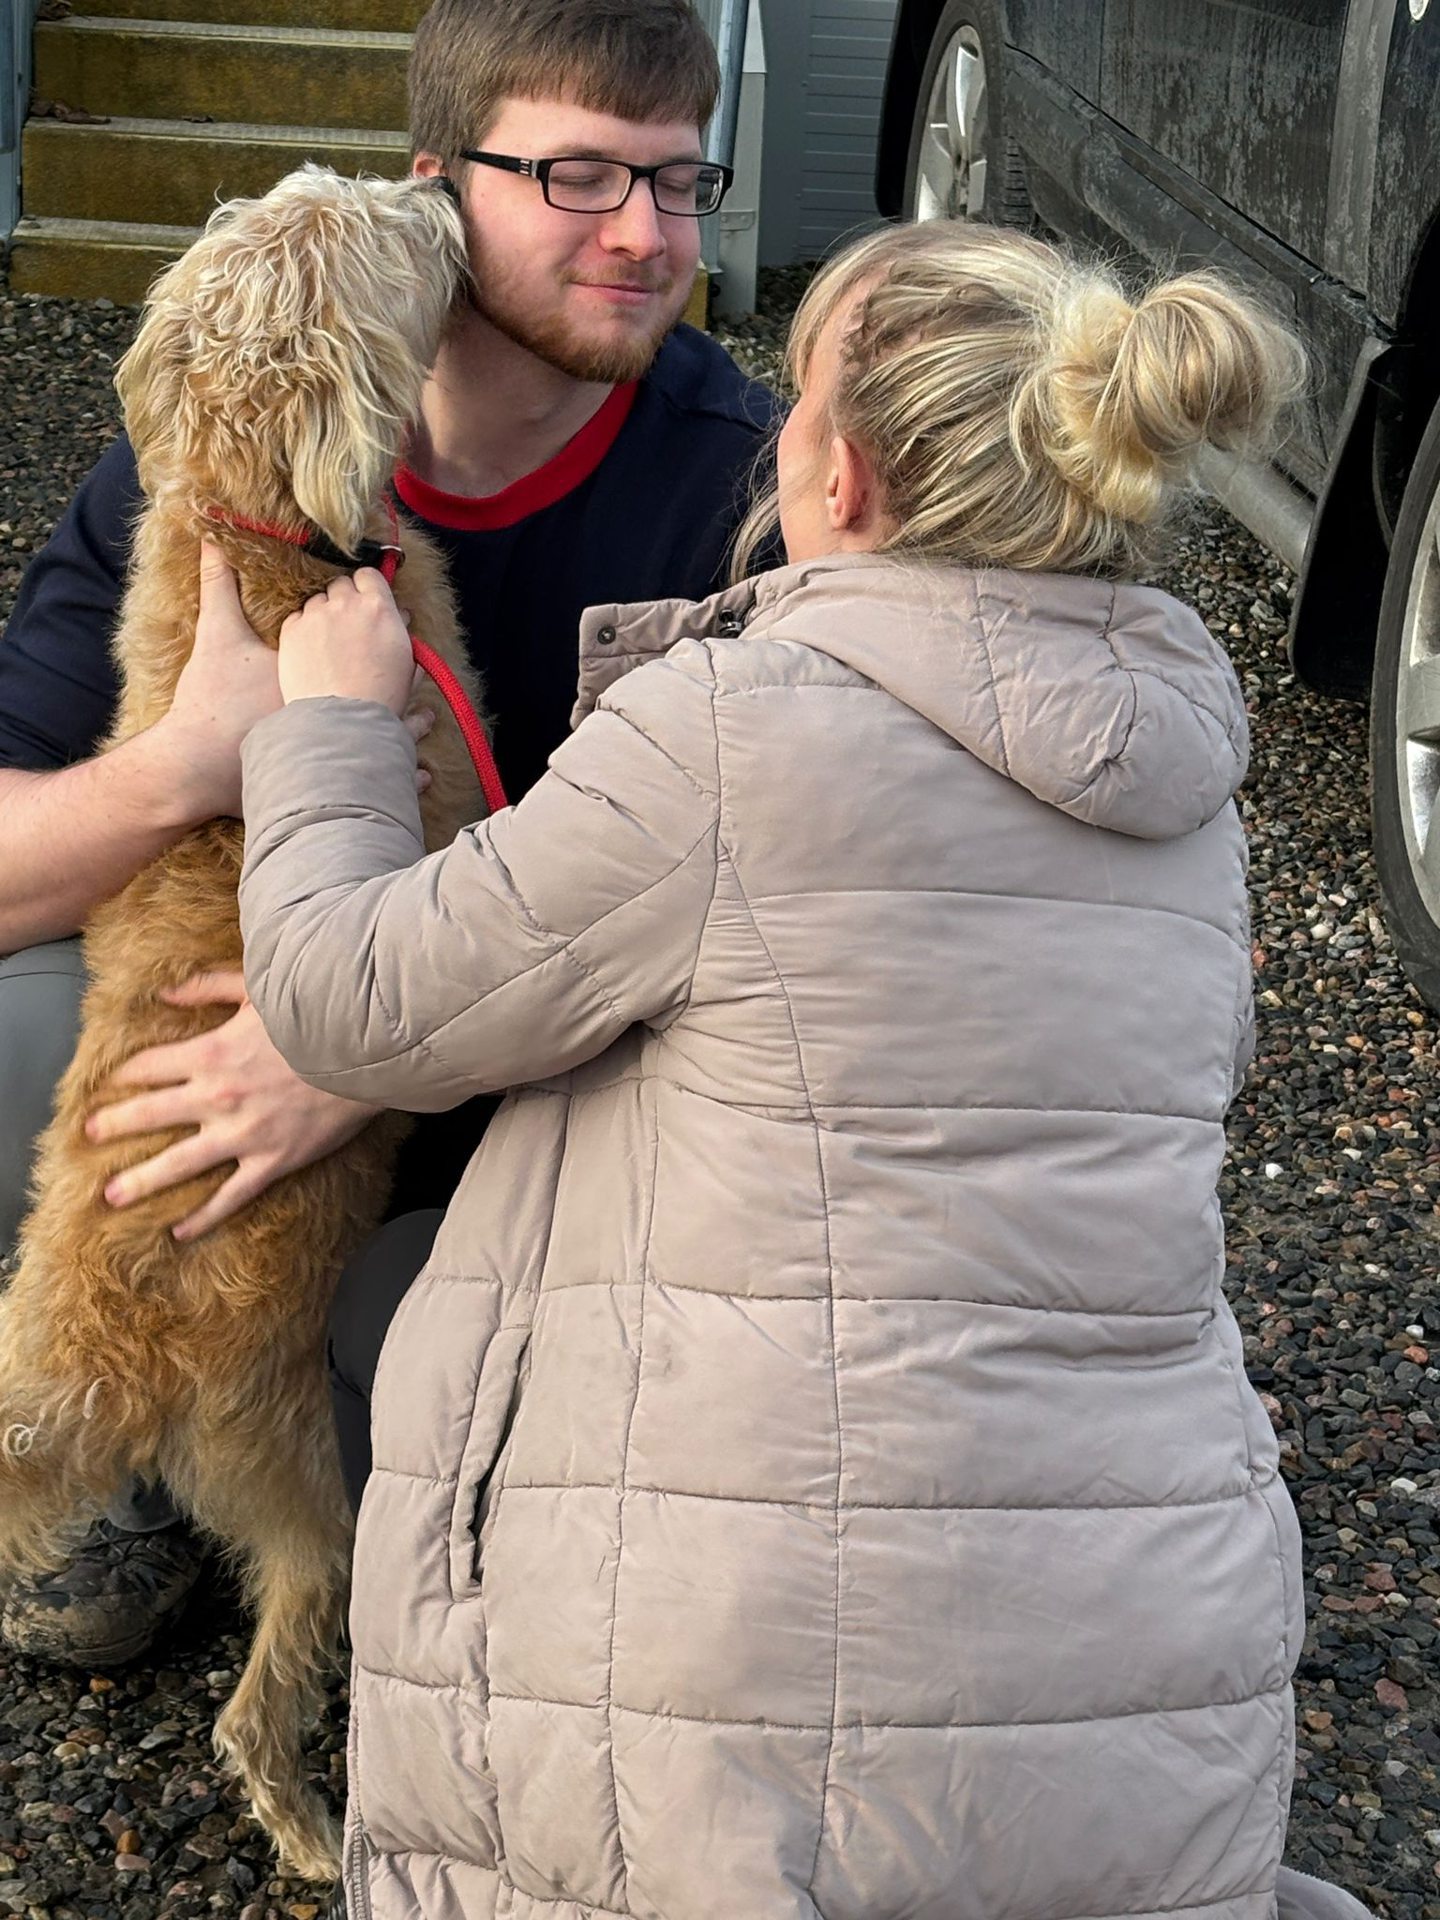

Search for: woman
xmin=238 ymin=222 xmax=1371 ymax=1920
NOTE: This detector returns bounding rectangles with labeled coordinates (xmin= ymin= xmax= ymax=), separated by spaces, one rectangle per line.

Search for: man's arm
xmin=1 ymin=538 xmax=393 ymax=1240
xmin=0 ymin=436 xmax=196 ymax=953
xmin=0 ymin=547 xmax=288 ymax=953
xmin=0 ymin=737 xmax=208 ymax=952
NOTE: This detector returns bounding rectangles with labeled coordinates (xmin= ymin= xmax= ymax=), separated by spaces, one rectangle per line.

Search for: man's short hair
xmin=409 ymin=0 xmax=722 ymax=164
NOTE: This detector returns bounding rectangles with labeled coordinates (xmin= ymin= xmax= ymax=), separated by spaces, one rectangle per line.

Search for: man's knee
xmin=327 ymin=1208 xmax=444 ymax=1402
xmin=0 ymin=940 xmax=86 ymax=1260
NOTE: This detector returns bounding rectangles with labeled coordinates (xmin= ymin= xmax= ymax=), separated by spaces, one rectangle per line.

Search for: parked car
xmin=875 ymin=0 xmax=1440 ymax=1009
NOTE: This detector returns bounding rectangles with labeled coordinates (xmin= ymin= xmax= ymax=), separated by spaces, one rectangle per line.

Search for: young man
xmin=0 ymin=0 xmax=778 ymax=1665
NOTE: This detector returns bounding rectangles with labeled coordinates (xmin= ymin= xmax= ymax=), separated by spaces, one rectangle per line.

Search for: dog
xmin=0 ymin=165 xmax=484 ymax=1881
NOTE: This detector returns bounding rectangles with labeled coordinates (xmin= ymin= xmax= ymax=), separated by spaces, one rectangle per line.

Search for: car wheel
xmin=1370 ymin=392 xmax=1440 ymax=1009
xmin=902 ymin=0 xmax=1031 ymax=226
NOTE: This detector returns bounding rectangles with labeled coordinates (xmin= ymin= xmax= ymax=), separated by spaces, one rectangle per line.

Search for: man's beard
xmin=464 ymin=234 xmax=684 ymax=383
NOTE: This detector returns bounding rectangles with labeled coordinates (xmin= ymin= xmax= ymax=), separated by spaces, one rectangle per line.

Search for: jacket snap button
xmin=596 ymin=624 xmax=617 ymax=645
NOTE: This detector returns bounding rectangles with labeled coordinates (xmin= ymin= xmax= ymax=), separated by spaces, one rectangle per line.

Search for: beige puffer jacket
xmin=240 ymin=554 xmax=1324 ymax=1920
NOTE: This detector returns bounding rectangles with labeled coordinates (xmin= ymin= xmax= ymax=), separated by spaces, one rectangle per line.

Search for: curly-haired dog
xmin=0 ymin=166 xmax=485 ymax=1880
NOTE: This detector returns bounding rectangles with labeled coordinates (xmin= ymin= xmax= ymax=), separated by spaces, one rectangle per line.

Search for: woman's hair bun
xmin=1042 ymin=268 xmax=1308 ymax=523
xmin=728 ymin=222 xmax=1310 ymax=583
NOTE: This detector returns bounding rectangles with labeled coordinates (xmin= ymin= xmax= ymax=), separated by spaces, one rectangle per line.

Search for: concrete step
xmin=33 ymin=17 xmax=409 ymax=130
xmin=12 ymin=211 xmax=714 ymax=317
xmin=77 ymin=0 xmax=425 ymax=27
xmin=23 ymin=116 xmax=409 ymax=227
xmin=7 ymin=213 xmax=196 ymax=304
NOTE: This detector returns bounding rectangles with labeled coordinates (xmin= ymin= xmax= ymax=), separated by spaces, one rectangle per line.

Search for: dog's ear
xmin=114 ymin=263 xmax=204 ymax=500
xmin=115 ymin=198 xmax=278 ymax=512
xmin=283 ymin=171 xmax=471 ymax=551
xmin=284 ymin=350 xmax=398 ymax=558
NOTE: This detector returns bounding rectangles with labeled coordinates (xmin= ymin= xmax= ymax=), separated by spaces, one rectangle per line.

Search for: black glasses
xmin=458 ymin=150 xmax=734 ymax=217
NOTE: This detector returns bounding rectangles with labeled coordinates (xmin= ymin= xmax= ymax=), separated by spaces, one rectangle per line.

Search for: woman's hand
xmin=277 ymin=568 xmax=416 ymax=714
xmin=86 ymin=969 xmax=381 ymax=1241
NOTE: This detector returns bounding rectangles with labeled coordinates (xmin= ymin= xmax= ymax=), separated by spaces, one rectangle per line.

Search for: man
xmin=0 ymin=0 xmax=778 ymax=1666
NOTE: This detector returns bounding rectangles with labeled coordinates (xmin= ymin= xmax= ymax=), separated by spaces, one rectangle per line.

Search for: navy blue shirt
xmin=0 ymin=325 xmax=779 ymax=801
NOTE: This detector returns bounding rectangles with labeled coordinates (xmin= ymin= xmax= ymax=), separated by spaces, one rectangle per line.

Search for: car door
xmin=1100 ymin=0 xmax=1350 ymax=267
xmin=1006 ymin=3 xmax=1106 ymax=101
xmin=1097 ymin=0 xmax=1371 ymax=483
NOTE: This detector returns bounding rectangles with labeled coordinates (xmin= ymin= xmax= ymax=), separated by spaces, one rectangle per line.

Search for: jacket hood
xmin=578 ymin=553 xmax=1249 ymax=842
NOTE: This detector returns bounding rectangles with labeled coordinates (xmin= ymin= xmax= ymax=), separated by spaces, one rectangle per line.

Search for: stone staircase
xmin=9 ymin=0 xmax=425 ymax=302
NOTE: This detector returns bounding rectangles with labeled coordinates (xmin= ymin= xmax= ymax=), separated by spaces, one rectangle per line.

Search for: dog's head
xmin=116 ymin=164 xmax=469 ymax=550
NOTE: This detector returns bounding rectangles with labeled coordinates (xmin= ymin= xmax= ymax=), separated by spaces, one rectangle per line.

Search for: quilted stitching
xmin=293 ymin=562 xmax=1303 ymax=1920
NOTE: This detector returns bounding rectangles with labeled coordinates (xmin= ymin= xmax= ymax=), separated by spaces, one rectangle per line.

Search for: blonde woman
xmin=235 ymin=223 xmax=1371 ymax=1920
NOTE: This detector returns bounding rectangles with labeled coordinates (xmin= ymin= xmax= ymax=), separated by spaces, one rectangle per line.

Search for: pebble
xmin=0 ymin=264 xmax=1432 ymax=1918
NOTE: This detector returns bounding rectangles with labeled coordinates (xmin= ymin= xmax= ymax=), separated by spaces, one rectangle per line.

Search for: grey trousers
xmin=0 ymin=939 xmax=86 ymax=1261
xmin=0 ymin=940 xmax=176 ymax=1534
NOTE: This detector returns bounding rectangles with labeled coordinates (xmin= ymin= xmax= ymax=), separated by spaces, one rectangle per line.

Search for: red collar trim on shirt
xmin=393 ymin=380 xmax=639 ymax=531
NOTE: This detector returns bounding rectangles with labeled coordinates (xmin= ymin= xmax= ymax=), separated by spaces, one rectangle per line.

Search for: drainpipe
xmin=706 ymin=0 xmax=749 ymax=174
xmin=1 ymin=0 xmax=39 ymax=246
xmin=713 ymin=0 xmax=764 ymax=318
xmin=696 ymin=0 xmax=753 ymax=307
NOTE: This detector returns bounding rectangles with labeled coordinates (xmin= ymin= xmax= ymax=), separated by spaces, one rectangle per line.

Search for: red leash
xmin=408 ymin=634 xmax=507 ymax=816
xmin=372 ymin=508 xmax=509 ymax=817
xmin=205 ymin=501 xmax=509 ymax=816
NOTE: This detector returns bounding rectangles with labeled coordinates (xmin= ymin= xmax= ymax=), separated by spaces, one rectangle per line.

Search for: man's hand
xmin=86 ymin=969 xmax=380 ymax=1242
xmin=277 ymin=569 xmax=416 ymax=714
xmin=146 ymin=542 xmax=285 ymax=824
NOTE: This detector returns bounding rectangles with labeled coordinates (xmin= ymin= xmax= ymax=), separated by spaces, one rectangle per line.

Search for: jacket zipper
xmin=346 ymin=1811 xmax=373 ymax=1920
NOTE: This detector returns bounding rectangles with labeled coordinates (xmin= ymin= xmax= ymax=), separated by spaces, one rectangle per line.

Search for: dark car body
xmin=875 ymin=1 xmax=1440 ymax=1008
xmin=876 ymin=0 xmax=1440 ymax=696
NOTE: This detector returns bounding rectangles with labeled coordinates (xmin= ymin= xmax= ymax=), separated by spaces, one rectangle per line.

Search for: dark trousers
xmin=328 ymin=1092 xmax=500 ymax=1513
xmin=327 ymin=1207 xmax=444 ymax=1515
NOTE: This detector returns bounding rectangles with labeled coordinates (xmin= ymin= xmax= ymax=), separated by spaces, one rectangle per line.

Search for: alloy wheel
xmin=1394 ymin=486 xmax=1440 ymax=928
xmin=914 ymin=26 xmax=989 ymax=222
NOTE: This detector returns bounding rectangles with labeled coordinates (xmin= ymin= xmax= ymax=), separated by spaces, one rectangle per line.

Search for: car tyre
xmin=1370 ymin=391 xmax=1440 ymax=1010
xmin=901 ymin=0 xmax=1031 ymax=226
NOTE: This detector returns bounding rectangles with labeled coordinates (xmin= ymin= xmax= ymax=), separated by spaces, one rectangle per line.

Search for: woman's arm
xmin=238 ymin=644 xmax=720 ymax=1109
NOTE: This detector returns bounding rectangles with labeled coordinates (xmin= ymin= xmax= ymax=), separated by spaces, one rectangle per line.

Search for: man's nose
xmin=598 ymin=178 xmax=666 ymax=257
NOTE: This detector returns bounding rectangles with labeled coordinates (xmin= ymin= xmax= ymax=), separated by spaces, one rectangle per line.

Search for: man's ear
xmin=826 ymin=433 xmax=879 ymax=536
xmin=413 ymin=154 xmax=463 ymax=211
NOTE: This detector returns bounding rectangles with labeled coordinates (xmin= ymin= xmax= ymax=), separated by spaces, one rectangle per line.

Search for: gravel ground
xmin=0 ymin=265 xmax=1437 ymax=1920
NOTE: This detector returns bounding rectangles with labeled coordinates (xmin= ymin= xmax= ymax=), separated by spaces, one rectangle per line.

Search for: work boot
xmin=1 ymin=1512 xmax=206 ymax=1668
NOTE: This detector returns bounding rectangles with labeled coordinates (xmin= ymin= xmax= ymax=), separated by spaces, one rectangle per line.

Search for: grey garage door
xmin=759 ymin=0 xmax=897 ymax=264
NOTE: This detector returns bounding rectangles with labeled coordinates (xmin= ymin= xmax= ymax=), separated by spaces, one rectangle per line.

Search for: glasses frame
xmin=457 ymin=149 xmax=735 ymax=218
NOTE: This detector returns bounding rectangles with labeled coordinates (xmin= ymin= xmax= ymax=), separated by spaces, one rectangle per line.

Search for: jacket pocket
xmin=1257 ymin=1467 xmax=1307 ymax=1680
xmin=447 ymin=1323 xmax=531 ymax=1601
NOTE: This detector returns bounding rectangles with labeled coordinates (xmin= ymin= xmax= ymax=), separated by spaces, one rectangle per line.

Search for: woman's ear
xmin=826 ymin=433 xmax=880 ymax=537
